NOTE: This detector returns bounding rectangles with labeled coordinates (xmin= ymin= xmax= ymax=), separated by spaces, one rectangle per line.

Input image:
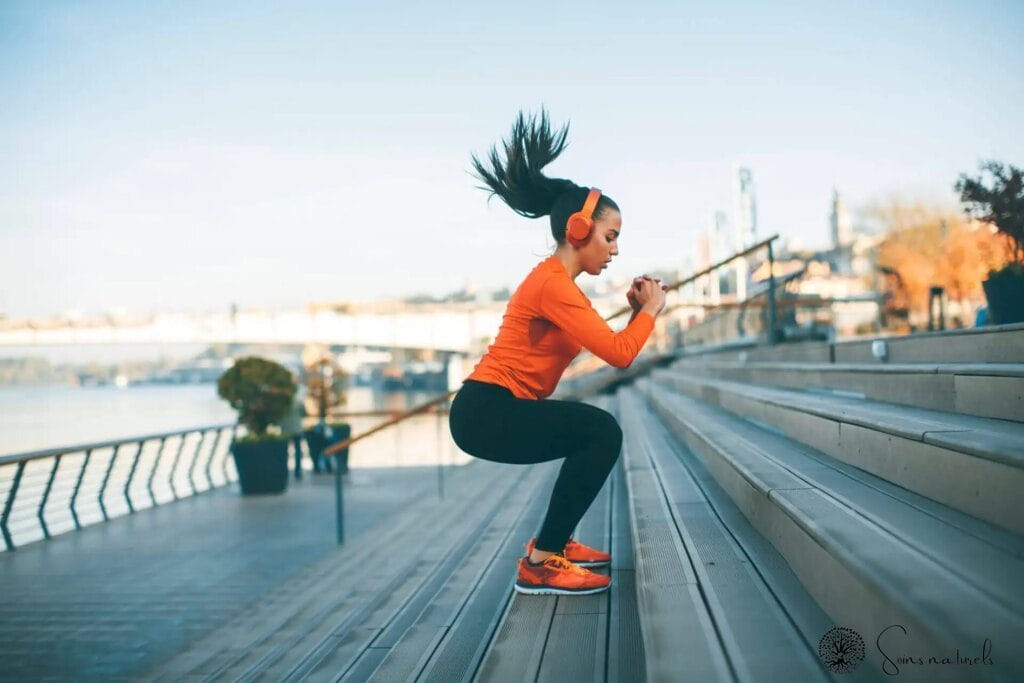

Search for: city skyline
xmin=2 ymin=0 xmax=1022 ymax=318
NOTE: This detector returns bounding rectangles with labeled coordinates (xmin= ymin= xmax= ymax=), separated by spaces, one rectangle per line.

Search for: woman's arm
xmin=539 ymin=276 xmax=655 ymax=368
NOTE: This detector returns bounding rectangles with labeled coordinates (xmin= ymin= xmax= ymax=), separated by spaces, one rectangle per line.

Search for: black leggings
xmin=448 ymin=379 xmax=623 ymax=552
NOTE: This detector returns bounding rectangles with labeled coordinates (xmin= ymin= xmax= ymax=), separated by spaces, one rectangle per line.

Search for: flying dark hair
xmin=470 ymin=108 xmax=619 ymax=244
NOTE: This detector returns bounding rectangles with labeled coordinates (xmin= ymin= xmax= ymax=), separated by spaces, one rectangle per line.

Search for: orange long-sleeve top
xmin=465 ymin=254 xmax=656 ymax=400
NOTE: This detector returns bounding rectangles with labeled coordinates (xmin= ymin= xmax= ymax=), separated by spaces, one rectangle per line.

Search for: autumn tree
xmin=871 ymin=198 xmax=1012 ymax=321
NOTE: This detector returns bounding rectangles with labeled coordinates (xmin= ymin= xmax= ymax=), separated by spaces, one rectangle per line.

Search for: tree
xmin=955 ymin=160 xmax=1024 ymax=268
xmin=872 ymin=199 xmax=1012 ymax=322
xmin=305 ymin=355 xmax=347 ymax=421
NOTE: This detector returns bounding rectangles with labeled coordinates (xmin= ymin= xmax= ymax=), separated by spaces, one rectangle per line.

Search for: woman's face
xmin=578 ymin=208 xmax=622 ymax=276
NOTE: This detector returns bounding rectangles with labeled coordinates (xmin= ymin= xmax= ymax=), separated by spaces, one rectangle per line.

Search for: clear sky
xmin=2 ymin=0 xmax=1022 ymax=318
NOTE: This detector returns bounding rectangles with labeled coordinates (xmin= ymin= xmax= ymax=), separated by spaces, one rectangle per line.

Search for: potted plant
xmin=956 ymin=160 xmax=1024 ymax=324
xmin=303 ymin=354 xmax=351 ymax=473
xmin=217 ymin=356 xmax=297 ymax=494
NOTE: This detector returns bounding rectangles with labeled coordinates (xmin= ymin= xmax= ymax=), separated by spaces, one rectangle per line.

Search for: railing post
xmin=70 ymin=449 xmax=91 ymax=530
xmin=436 ymin=406 xmax=445 ymax=500
xmin=38 ymin=454 xmax=62 ymax=538
xmin=223 ymin=424 xmax=239 ymax=483
xmin=168 ymin=433 xmax=189 ymax=500
xmin=334 ymin=455 xmax=345 ymax=545
xmin=187 ymin=430 xmax=207 ymax=494
xmin=1 ymin=461 xmax=26 ymax=551
xmin=205 ymin=428 xmax=223 ymax=489
xmin=98 ymin=444 xmax=120 ymax=521
xmin=767 ymin=240 xmax=779 ymax=345
xmin=124 ymin=440 xmax=145 ymax=514
xmin=147 ymin=437 xmax=166 ymax=508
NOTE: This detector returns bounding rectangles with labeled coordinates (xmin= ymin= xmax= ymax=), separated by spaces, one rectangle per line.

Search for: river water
xmin=0 ymin=383 xmax=467 ymax=467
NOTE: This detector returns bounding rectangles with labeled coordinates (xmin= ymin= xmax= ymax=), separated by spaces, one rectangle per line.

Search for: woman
xmin=448 ymin=109 xmax=667 ymax=596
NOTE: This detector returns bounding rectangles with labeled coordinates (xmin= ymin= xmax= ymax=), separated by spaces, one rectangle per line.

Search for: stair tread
xmin=644 ymin=381 xmax=1024 ymax=617
xmin=673 ymin=360 xmax=1024 ymax=377
xmin=642 ymin=379 xmax=1024 ymax=678
xmin=658 ymin=370 xmax=1024 ymax=467
xmin=615 ymin=388 xmax=842 ymax=682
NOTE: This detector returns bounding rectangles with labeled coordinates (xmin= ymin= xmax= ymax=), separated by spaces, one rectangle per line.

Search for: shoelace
xmin=542 ymin=554 xmax=588 ymax=575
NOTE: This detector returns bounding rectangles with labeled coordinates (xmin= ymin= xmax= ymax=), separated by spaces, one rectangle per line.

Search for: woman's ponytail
xmin=471 ymin=108 xmax=619 ymax=244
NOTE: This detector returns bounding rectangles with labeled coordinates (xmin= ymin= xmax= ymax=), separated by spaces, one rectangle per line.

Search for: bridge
xmin=0 ymin=304 xmax=510 ymax=354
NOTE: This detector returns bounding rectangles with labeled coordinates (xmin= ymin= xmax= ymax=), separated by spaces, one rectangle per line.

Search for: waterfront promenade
xmin=0 ymin=465 xmax=454 ymax=680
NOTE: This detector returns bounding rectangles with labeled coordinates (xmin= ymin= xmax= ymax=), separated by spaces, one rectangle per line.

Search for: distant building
xmin=732 ymin=165 xmax=758 ymax=250
xmin=705 ymin=210 xmax=731 ymax=300
xmin=829 ymin=187 xmax=853 ymax=250
xmin=732 ymin=165 xmax=758 ymax=299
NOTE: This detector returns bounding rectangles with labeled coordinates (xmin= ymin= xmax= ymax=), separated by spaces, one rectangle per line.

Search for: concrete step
xmin=639 ymin=378 xmax=1024 ymax=682
xmin=676 ymin=322 xmax=1024 ymax=365
xmin=669 ymin=359 xmax=1024 ymax=422
xmin=613 ymin=386 xmax=862 ymax=681
xmin=652 ymin=369 xmax=1024 ymax=534
xmin=833 ymin=324 xmax=1024 ymax=364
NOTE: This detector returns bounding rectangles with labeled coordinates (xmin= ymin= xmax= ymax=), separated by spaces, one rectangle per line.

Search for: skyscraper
xmin=732 ymin=165 xmax=758 ymax=250
xmin=732 ymin=166 xmax=757 ymax=300
xmin=829 ymin=187 xmax=852 ymax=249
xmin=704 ymin=211 xmax=730 ymax=302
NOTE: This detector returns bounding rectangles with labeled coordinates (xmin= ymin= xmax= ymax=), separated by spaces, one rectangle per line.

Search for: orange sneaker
xmin=515 ymin=553 xmax=611 ymax=596
xmin=525 ymin=537 xmax=611 ymax=568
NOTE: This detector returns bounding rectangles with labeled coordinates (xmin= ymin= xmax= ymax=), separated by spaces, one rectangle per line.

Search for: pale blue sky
xmin=2 ymin=0 xmax=1022 ymax=317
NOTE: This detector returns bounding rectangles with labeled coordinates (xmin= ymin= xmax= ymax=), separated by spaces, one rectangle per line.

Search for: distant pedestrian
xmin=281 ymin=384 xmax=307 ymax=478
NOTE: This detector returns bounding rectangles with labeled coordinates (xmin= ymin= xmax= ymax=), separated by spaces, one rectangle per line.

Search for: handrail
xmin=0 ymin=422 xmax=240 ymax=551
xmin=318 ymin=408 xmax=449 ymax=420
xmin=0 ymin=422 xmax=237 ymax=467
xmin=600 ymin=234 xmax=780 ymax=322
xmin=664 ymin=294 xmax=865 ymax=313
xmin=322 ymin=391 xmax=455 ymax=458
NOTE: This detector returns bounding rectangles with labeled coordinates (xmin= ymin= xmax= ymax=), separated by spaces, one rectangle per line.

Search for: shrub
xmin=217 ymin=356 xmax=297 ymax=439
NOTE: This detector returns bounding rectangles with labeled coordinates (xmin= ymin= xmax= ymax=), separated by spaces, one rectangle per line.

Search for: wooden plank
xmin=622 ymin=385 xmax=835 ymax=682
xmin=606 ymin=459 xmax=646 ymax=683
xmin=537 ymin=481 xmax=610 ymax=683
xmin=360 ymin=461 xmax=558 ymax=681
xmin=270 ymin=465 xmax=541 ymax=682
xmin=149 ymin=460 xmax=508 ymax=681
xmin=615 ymin=389 xmax=734 ymax=682
xmin=414 ymin=457 xmax=553 ymax=683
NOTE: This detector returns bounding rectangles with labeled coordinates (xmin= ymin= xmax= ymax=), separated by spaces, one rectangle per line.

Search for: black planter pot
xmin=982 ymin=269 xmax=1024 ymax=325
xmin=303 ymin=422 xmax=352 ymax=473
xmin=231 ymin=438 xmax=289 ymax=494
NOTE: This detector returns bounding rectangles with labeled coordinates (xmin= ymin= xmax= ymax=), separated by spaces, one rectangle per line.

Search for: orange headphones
xmin=565 ymin=188 xmax=602 ymax=247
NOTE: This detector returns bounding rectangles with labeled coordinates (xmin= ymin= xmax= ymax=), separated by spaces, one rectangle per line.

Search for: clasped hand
xmin=626 ymin=275 xmax=668 ymax=316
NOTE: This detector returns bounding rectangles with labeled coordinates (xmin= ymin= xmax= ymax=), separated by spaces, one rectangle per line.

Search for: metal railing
xmin=0 ymin=423 xmax=238 ymax=551
xmin=322 ymin=393 xmax=454 ymax=544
